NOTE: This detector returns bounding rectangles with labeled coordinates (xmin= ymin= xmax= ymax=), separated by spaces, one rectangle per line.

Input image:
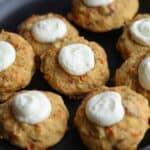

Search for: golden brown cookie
xmin=115 ymin=51 xmax=150 ymax=102
xmin=40 ymin=36 xmax=109 ymax=98
xmin=68 ymin=0 xmax=139 ymax=32
xmin=0 ymin=90 xmax=69 ymax=150
xmin=18 ymin=13 xmax=79 ymax=61
xmin=117 ymin=14 xmax=150 ymax=59
xmin=0 ymin=31 xmax=35 ymax=102
xmin=75 ymin=86 xmax=149 ymax=150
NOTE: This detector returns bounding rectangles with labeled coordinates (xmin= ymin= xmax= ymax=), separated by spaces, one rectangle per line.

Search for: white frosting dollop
xmin=138 ymin=56 xmax=150 ymax=90
xmin=58 ymin=43 xmax=95 ymax=76
xmin=83 ymin=0 xmax=114 ymax=7
xmin=130 ymin=18 xmax=150 ymax=46
xmin=12 ymin=91 xmax=51 ymax=125
xmin=85 ymin=91 xmax=125 ymax=127
xmin=32 ymin=18 xmax=67 ymax=43
xmin=0 ymin=41 xmax=16 ymax=72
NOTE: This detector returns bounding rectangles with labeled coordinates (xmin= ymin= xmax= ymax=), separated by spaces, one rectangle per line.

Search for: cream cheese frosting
xmin=138 ymin=56 xmax=150 ymax=91
xmin=130 ymin=18 xmax=150 ymax=46
xmin=32 ymin=18 xmax=67 ymax=43
xmin=83 ymin=0 xmax=114 ymax=7
xmin=0 ymin=41 xmax=16 ymax=72
xmin=58 ymin=43 xmax=95 ymax=76
xmin=85 ymin=91 xmax=125 ymax=127
xmin=12 ymin=91 xmax=51 ymax=125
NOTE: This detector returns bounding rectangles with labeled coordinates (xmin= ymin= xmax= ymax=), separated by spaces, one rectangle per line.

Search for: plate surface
xmin=0 ymin=0 xmax=149 ymax=149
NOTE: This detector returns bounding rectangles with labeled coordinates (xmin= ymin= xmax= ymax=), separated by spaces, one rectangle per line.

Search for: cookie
xmin=115 ymin=50 xmax=150 ymax=102
xmin=75 ymin=86 xmax=149 ymax=150
xmin=68 ymin=0 xmax=139 ymax=32
xmin=117 ymin=14 xmax=150 ymax=59
xmin=0 ymin=31 xmax=35 ymax=102
xmin=0 ymin=90 xmax=69 ymax=149
xmin=40 ymin=36 xmax=109 ymax=98
xmin=18 ymin=13 xmax=79 ymax=62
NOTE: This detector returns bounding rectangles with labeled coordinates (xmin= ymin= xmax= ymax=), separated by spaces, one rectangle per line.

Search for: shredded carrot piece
xmin=131 ymin=131 xmax=142 ymax=138
xmin=80 ymin=75 xmax=87 ymax=81
xmin=106 ymin=127 xmax=114 ymax=136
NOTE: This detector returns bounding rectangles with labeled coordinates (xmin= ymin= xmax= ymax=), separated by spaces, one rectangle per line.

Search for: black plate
xmin=0 ymin=0 xmax=150 ymax=150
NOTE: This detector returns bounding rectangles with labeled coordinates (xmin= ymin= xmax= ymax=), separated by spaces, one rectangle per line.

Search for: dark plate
xmin=0 ymin=0 xmax=149 ymax=150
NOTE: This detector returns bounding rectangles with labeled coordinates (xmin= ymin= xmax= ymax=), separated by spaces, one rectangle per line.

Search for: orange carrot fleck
xmin=80 ymin=75 xmax=87 ymax=81
xmin=131 ymin=131 xmax=142 ymax=138
xmin=106 ymin=127 xmax=114 ymax=136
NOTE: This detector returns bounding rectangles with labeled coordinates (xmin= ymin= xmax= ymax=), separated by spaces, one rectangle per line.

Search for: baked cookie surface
xmin=117 ymin=14 xmax=150 ymax=59
xmin=115 ymin=51 xmax=150 ymax=102
xmin=75 ymin=86 xmax=149 ymax=150
xmin=0 ymin=31 xmax=35 ymax=101
xmin=0 ymin=90 xmax=69 ymax=150
xmin=68 ymin=0 xmax=139 ymax=32
xmin=18 ymin=13 xmax=79 ymax=59
xmin=40 ymin=36 xmax=109 ymax=97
